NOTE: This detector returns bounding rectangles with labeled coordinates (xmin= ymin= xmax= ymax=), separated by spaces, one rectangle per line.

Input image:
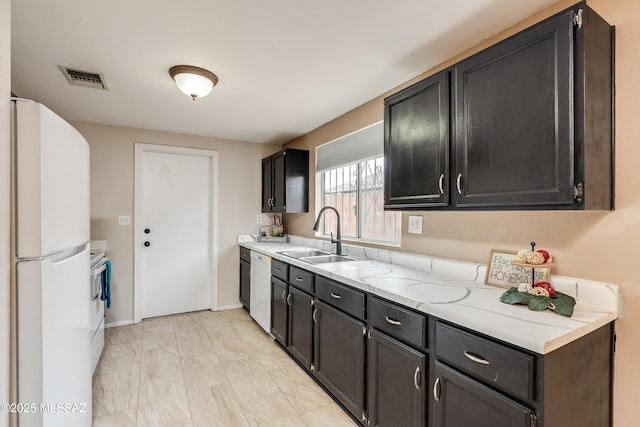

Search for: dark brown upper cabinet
xmin=262 ymin=148 xmax=309 ymax=213
xmin=384 ymin=71 xmax=450 ymax=209
xmin=384 ymin=2 xmax=613 ymax=210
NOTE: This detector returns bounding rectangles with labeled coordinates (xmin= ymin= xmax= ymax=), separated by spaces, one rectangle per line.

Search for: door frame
xmin=133 ymin=143 xmax=219 ymax=323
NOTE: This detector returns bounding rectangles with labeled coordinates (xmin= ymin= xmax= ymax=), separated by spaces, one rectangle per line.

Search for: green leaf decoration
xmin=500 ymin=287 xmax=530 ymax=304
xmin=499 ymin=287 xmax=576 ymax=317
xmin=549 ymin=292 xmax=576 ymax=317
xmin=528 ymin=296 xmax=551 ymax=311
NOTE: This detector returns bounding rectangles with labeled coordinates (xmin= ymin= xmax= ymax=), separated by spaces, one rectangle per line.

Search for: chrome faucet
xmin=312 ymin=206 xmax=342 ymax=255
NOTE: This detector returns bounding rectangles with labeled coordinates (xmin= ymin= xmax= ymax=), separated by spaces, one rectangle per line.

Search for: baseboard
xmin=105 ymin=319 xmax=135 ymax=328
xmin=106 ymin=305 xmax=244 ymax=327
xmin=217 ymin=303 xmax=244 ymax=311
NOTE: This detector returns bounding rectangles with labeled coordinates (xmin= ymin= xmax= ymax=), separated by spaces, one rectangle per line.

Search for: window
xmin=316 ymin=122 xmax=401 ymax=244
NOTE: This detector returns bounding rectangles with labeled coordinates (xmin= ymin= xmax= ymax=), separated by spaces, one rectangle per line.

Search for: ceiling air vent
xmin=58 ymin=65 xmax=109 ymax=90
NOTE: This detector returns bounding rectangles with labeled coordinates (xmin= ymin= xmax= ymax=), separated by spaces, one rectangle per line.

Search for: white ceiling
xmin=11 ymin=0 xmax=558 ymax=144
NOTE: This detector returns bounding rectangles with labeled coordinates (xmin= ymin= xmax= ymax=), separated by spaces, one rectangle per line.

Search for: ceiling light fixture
xmin=169 ymin=65 xmax=219 ymax=100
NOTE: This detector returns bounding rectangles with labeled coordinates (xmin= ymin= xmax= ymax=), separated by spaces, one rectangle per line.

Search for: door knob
xmin=144 ymin=228 xmax=151 ymax=234
xmin=144 ymin=241 xmax=151 ymax=247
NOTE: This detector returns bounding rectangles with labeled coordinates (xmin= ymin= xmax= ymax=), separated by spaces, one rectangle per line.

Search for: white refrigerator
xmin=12 ymin=99 xmax=92 ymax=427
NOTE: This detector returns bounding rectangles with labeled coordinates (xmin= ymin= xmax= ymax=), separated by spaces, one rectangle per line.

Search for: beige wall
xmin=72 ymin=122 xmax=279 ymax=325
xmin=284 ymin=0 xmax=640 ymax=425
xmin=1 ymin=0 xmax=10 ymax=425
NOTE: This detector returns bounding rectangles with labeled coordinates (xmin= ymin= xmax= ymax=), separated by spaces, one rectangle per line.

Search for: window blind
xmin=316 ymin=121 xmax=383 ymax=172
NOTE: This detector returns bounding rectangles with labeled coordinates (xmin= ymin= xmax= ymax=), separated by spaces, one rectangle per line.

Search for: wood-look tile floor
xmin=92 ymin=308 xmax=358 ymax=427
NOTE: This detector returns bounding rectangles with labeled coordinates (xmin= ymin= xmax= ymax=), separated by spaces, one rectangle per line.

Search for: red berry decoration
xmin=534 ymin=281 xmax=555 ymax=297
xmin=537 ymin=249 xmax=550 ymax=263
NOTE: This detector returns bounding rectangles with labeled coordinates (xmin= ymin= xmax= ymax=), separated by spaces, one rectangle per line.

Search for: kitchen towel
xmin=100 ymin=259 xmax=112 ymax=308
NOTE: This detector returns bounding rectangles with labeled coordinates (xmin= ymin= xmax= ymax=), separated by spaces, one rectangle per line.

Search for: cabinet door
xmin=432 ymin=362 xmax=534 ymax=427
xmin=313 ymin=300 xmax=366 ymax=422
xmin=271 ymin=151 xmax=286 ymax=212
xmin=261 ymin=156 xmax=273 ymax=212
xmin=453 ymin=11 xmax=574 ymax=208
xmin=239 ymin=259 xmax=250 ymax=310
xmin=270 ymin=277 xmax=288 ymax=346
xmin=287 ymin=286 xmax=313 ymax=370
xmin=384 ymin=70 xmax=449 ymax=208
xmin=368 ymin=329 xmax=426 ymax=427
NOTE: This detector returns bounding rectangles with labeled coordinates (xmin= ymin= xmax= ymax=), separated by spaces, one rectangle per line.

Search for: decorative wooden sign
xmin=485 ymin=249 xmax=551 ymax=288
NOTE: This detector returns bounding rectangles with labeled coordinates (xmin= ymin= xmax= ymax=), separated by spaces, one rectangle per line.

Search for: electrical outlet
xmin=408 ymin=215 xmax=423 ymax=234
xmin=256 ymin=214 xmax=263 ymax=224
xmin=118 ymin=215 xmax=130 ymax=226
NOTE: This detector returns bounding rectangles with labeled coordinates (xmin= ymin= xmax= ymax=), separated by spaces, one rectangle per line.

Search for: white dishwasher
xmin=250 ymin=251 xmax=272 ymax=334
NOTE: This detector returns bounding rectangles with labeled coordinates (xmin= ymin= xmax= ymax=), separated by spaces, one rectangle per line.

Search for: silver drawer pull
xmin=433 ymin=377 xmax=441 ymax=402
xmin=385 ymin=316 xmax=402 ymax=326
xmin=313 ymin=308 xmax=318 ymax=323
xmin=274 ymin=268 xmax=282 ymax=272
xmin=456 ymin=172 xmax=463 ymax=195
xmin=413 ymin=367 xmax=421 ymax=390
xmin=330 ymin=292 xmax=342 ymax=299
xmin=296 ymin=277 xmax=304 ymax=282
xmin=286 ymin=293 xmax=292 ymax=306
xmin=281 ymin=290 xmax=287 ymax=303
xmin=438 ymin=174 xmax=444 ymax=194
xmin=464 ymin=351 xmax=490 ymax=365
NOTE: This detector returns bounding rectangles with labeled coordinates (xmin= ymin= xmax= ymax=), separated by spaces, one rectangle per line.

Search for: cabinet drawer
xmin=240 ymin=247 xmax=251 ymax=262
xmin=271 ymin=259 xmax=289 ymax=282
xmin=435 ymin=322 xmax=534 ymax=403
xmin=289 ymin=266 xmax=314 ymax=294
xmin=368 ymin=297 xmax=426 ymax=349
xmin=316 ymin=276 xmax=365 ymax=320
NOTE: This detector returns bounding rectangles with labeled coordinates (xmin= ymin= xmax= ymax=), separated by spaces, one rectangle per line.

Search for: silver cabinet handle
xmin=438 ymin=174 xmax=444 ymax=194
xmin=330 ymin=292 xmax=341 ymax=299
xmin=296 ymin=277 xmax=304 ymax=282
xmin=286 ymin=293 xmax=292 ymax=306
xmin=313 ymin=308 xmax=318 ymax=323
xmin=433 ymin=377 xmax=441 ymax=402
xmin=414 ymin=367 xmax=421 ymax=390
xmin=464 ymin=351 xmax=490 ymax=365
xmin=385 ymin=316 xmax=402 ymax=326
xmin=274 ymin=268 xmax=282 ymax=272
xmin=456 ymin=173 xmax=463 ymax=195
xmin=281 ymin=290 xmax=287 ymax=303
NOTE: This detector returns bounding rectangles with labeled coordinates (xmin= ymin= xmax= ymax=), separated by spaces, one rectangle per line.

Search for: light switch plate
xmin=408 ymin=215 xmax=423 ymax=234
xmin=256 ymin=214 xmax=263 ymax=224
xmin=118 ymin=215 xmax=131 ymax=226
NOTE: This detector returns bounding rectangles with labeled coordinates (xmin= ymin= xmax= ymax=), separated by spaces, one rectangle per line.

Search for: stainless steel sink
xmin=278 ymin=250 xmax=330 ymax=259
xmin=299 ymin=255 xmax=355 ymax=264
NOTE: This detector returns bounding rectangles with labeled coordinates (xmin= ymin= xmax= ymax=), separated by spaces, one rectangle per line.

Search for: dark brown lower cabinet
xmin=432 ymin=362 xmax=534 ymax=427
xmin=270 ymin=277 xmax=288 ymax=346
xmin=367 ymin=329 xmax=426 ymax=427
xmin=313 ymin=300 xmax=366 ymax=422
xmin=264 ymin=256 xmax=613 ymax=427
xmin=287 ymin=286 xmax=313 ymax=369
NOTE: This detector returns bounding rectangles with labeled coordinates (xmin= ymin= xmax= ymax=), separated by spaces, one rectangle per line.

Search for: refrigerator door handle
xmin=17 ymin=242 xmax=88 ymax=263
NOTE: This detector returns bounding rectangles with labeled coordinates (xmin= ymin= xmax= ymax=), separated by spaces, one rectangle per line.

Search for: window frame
xmin=316 ymin=155 xmax=401 ymax=246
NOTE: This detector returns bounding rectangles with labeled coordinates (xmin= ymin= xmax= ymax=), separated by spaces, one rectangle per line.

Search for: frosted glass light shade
xmin=169 ymin=65 xmax=218 ymax=100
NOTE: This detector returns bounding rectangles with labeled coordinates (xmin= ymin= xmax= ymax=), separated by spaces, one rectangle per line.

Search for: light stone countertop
xmin=238 ymin=235 xmax=620 ymax=355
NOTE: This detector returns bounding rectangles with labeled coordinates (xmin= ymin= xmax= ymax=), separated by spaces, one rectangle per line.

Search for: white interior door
xmin=141 ymin=150 xmax=212 ymax=318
